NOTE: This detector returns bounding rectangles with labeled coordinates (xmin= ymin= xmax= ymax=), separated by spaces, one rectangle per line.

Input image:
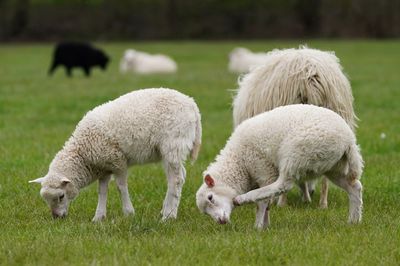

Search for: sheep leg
xmin=277 ymin=194 xmax=288 ymax=207
xmin=65 ymin=67 xmax=72 ymax=77
xmin=92 ymin=175 xmax=111 ymax=222
xmin=307 ymin=179 xmax=317 ymax=197
xmin=48 ymin=62 xmax=58 ymax=76
xmin=319 ymin=177 xmax=329 ymax=209
xmin=83 ymin=67 xmax=91 ymax=77
xmin=255 ymin=200 xmax=271 ymax=230
xmin=255 ymin=178 xmax=276 ymax=229
xmin=277 ymin=180 xmax=313 ymax=207
xmin=115 ymin=171 xmax=135 ymax=216
xmin=161 ymin=162 xmax=186 ymax=221
xmin=234 ymin=176 xmax=294 ymax=206
xmin=327 ymin=174 xmax=362 ymax=223
xmin=299 ymin=181 xmax=312 ymax=203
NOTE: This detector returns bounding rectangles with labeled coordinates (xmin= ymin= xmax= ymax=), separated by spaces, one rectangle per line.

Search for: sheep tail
xmin=345 ymin=143 xmax=364 ymax=181
xmin=190 ymin=110 xmax=202 ymax=163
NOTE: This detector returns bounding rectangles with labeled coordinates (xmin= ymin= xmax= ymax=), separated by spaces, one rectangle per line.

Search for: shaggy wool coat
xmin=206 ymin=104 xmax=362 ymax=194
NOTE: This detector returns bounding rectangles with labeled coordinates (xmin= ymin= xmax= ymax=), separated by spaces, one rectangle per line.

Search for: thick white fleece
xmin=228 ymin=47 xmax=270 ymax=74
xmin=206 ymin=104 xmax=363 ymax=194
xmin=45 ymin=88 xmax=201 ymax=191
xmin=232 ymin=46 xmax=357 ymax=131
xmin=120 ymin=49 xmax=177 ymax=74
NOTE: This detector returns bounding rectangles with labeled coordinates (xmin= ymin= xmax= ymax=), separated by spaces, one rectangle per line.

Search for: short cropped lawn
xmin=0 ymin=40 xmax=399 ymax=265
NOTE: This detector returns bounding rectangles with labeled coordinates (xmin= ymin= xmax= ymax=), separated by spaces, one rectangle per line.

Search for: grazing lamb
xmin=48 ymin=42 xmax=109 ymax=77
xmin=120 ymin=49 xmax=177 ymax=74
xmin=232 ymin=46 xmax=358 ymax=208
xmin=196 ymin=104 xmax=363 ymax=230
xmin=30 ymin=88 xmax=201 ymax=222
xmin=228 ymin=47 xmax=269 ymax=73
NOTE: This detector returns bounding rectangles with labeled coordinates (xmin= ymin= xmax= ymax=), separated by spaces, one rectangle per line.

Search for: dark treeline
xmin=1 ymin=0 xmax=399 ymax=41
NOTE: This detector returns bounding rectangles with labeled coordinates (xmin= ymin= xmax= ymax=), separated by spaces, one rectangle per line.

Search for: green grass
xmin=0 ymin=40 xmax=399 ymax=265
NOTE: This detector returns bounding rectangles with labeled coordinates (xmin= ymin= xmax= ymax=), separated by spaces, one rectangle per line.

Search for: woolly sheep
xmin=196 ymin=104 xmax=363 ymax=230
xmin=232 ymin=46 xmax=358 ymax=208
xmin=228 ymin=47 xmax=270 ymax=73
xmin=48 ymin=42 xmax=109 ymax=77
xmin=30 ymin=88 xmax=201 ymax=222
xmin=120 ymin=49 xmax=177 ymax=74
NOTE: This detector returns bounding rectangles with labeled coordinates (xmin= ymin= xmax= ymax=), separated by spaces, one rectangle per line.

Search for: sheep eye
xmin=207 ymin=194 xmax=213 ymax=202
xmin=59 ymin=194 xmax=65 ymax=201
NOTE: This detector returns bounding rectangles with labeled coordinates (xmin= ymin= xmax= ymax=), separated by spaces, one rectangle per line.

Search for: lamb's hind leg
xmin=114 ymin=170 xmax=135 ymax=216
xmin=327 ymin=173 xmax=362 ymax=223
xmin=161 ymin=161 xmax=186 ymax=221
xmin=299 ymin=181 xmax=312 ymax=203
xmin=277 ymin=193 xmax=288 ymax=207
xmin=92 ymin=175 xmax=111 ymax=222
xmin=277 ymin=180 xmax=312 ymax=207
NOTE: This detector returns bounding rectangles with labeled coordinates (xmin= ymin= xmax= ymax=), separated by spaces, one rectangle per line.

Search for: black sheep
xmin=48 ymin=42 xmax=110 ymax=77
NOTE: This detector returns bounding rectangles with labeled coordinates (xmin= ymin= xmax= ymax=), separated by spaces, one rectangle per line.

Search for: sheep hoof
xmin=161 ymin=214 xmax=177 ymax=222
xmin=276 ymin=199 xmax=287 ymax=207
xmin=319 ymin=202 xmax=328 ymax=209
xmin=123 ymin=207 xmax=135 ymax=216
xmin=233 ymin=196 xmax=243 ymax=206
xmin=348 ymin=217 xmax=361 ymax=224
xmin=302 ymin=193 xmax=312 ymax=203
xmin=348 ymin=212 xmax=362 ymax=224
xmin=254 ymin=224 xmax=269 ymax=231
xmin=161 ymin=211 xmax=178 ymax=222
xmin=92 ymin=214 xmax=106 ymax=222
xmin=277 ymin=203 xmax=286 ymax=207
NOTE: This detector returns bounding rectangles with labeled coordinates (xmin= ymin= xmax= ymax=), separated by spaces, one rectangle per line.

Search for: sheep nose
xmin=218 ymin=218 xmax=227 ymax=224
xmin=52 ymin=211 xmax=66 ymax=219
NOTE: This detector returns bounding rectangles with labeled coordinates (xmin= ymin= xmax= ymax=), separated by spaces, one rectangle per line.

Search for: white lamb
xmin=120 ymin=49 xmax=177 ymax=74
xmin=232 ymin=46 xmax=358 ymax=208
xmin=228 ymin=47 xmax=269 ymax=73
xmin=30 ymin=88 xmax=201 ymax=222
xmin=196 ymin=104 xmax=363 ymax=230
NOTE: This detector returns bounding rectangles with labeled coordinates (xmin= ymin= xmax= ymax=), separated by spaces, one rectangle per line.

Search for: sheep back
xmin=68 ymin=88 xmax=201 ymax=168
xmin=229 ymin=104 xmax=358 ymax=181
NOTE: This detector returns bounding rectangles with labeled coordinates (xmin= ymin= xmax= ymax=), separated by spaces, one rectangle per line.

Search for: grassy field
xmin=0 ymin=40 xmax=399 ymax=265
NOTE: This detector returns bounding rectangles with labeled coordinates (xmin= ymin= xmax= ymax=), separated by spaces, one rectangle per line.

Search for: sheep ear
xmin=29 ymin=177 xmax=45 ymax=184
xmin=61 ymin=178 xmax=71 ymax=187
xmin=204 ymin=174 xmax=215 ymax=188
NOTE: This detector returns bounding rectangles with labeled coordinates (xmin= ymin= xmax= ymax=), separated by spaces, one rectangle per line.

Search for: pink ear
xmin=204 ymin=174 xmax=215 ymax=187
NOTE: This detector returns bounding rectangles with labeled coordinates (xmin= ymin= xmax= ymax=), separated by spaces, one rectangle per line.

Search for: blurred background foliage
xmin=0 ymin=0 xmax=399 ymax=41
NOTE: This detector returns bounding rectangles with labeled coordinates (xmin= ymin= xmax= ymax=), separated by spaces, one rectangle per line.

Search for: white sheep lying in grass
xmin=30 ymin=88 xmax=201 ymax=222
xmin=228 ymin=47 xmax=269 ymax=73
xmin=120 ymin=49 xmax=177 ymax=74
xmin=233 ymin=46 xmax=358 ymax=208
xmin=196 ymin=104 xmax=363 ymax=230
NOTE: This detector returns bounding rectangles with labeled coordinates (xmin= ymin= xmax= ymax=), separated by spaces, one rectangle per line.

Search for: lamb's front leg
xmin=234 ymin=177 xmax=294 ymax=206
xmin=161 ymin=162 xmax=186 ymax=221
xmin=255 ymin=200 xmax=270 ymax=230
xmin=114 ymin=170 xmax=135 ymax=216
xmin=299 ymin=181 xmax=312 ymax=203
xmin=92 ymin=175 xmax=111 ymax=222
xmin=319 ymin=177 xmax=329 ymax=209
